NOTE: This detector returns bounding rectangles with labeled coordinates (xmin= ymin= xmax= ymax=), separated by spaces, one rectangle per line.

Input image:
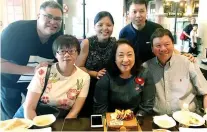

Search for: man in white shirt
xmin=189 ymin=24 xmax=199 ymax=56
xmin=143 ymin=28 xmax=207 ymax=115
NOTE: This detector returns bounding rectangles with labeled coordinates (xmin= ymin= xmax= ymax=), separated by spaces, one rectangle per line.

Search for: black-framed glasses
xmin=57 ymin=49 xmax=77 ymax=55
xmin=41 ymin=14 xmax=63 ymax=22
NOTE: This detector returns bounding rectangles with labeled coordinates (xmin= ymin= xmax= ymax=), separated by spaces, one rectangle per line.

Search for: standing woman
xmin=76 ymin=11 xmax=116 ymax=117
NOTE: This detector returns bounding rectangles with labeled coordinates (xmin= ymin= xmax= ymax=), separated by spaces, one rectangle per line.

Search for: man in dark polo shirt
xmin=1 ymin=1 xmax=63 ymax=120
xmin=119 ymin=0 xmax=163 ymax=62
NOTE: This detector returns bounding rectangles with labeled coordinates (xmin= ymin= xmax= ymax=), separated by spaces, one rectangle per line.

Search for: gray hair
xmin=40 ymin=1 xmax=63 ymax=14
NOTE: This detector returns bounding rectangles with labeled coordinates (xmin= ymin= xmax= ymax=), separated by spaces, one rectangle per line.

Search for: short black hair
xmin=193 ymin=24 xmax=198 ymax=27
xmin=52 ymin=35 xmax=80 ymax=56
xmin=150 ymin=28 xmax=174 ymax=46
xmin=94 ymin=11 xmax=114 ymax=25
xmin=40 ymin=1 xmax=63 ymax=14
xmin=128 ymin=0 xmax=148 ymax=10
xmin=107 ymin=39 xmax=142 ymax=77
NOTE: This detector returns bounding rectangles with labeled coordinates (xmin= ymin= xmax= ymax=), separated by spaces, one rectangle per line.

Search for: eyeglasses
xmin=57 ymin=49 xmax=77 ymax=55
xmin=41 ymin=14 xmax=63 ymax=22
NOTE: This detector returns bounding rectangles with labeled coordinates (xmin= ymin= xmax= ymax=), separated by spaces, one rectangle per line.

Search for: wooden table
xmin=139 ymin=116 xmax=178 ymax=131
xmin=51 ymin=118 xmax=103 ymax=131
xmin=50 ymin=116 xmax=206 ymax=131
xmin=50 ymin=116 xmax=171 ymax=131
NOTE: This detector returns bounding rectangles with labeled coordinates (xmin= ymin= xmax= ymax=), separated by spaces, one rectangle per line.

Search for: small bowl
xmin=33 ymin=114 xmax=56 ymax=127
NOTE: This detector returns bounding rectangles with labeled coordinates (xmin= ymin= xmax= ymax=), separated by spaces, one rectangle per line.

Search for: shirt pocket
xmin=171 ymin=77 xmax=190 ymax=98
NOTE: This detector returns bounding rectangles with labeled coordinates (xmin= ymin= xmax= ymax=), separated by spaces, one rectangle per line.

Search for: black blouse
xmin=85 ymin=36 xmax=116 ymax=71
xmin=93 ymin=68 xmax=155 ymax=116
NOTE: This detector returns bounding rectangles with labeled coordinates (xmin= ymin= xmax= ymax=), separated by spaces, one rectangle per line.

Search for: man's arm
xmin=183 ymin=31 xmax=191 ymax=39
xmin=1 ymin=22 xmax=35 ymax=75
xmin=1 ymin=58 xmax=50 ymax=75
xmin=189 ymin=62 xmax=207 ymax=110
xmin=1 ymin=58 xmax=34 ymax=74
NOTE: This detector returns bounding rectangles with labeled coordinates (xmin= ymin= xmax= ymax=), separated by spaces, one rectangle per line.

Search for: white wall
xmin=63 ymin=0 xmax=124 ymax=39
xmin=198 ymin=0 xmax=207 ymax=57
xmin=0 ymin=0 xmax=8 ymax=32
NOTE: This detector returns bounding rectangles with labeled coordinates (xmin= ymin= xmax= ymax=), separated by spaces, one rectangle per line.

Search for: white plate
xmin=201 ymin=59 xmax=207 ymax=63
xmin=179 ymin=127 xmax=207 ymax=132
xmin=203 ymin=114 xmax=207 ymax=120
xmin=153 ymin=129 xmax=171 ymax=132
xmin=33 ymin=114 xmax=56 ymax=127
xmin=153 ymin=115 xmax=176 ymax=129
xmin=0 ymin=118 xmax=33 ymax=131
xmin=173 ymin=111 xmax=205 ymax=126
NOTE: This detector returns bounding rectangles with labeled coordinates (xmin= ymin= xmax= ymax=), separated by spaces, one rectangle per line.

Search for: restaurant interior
xmin=0 ymin=0 xmax=207 ymax=131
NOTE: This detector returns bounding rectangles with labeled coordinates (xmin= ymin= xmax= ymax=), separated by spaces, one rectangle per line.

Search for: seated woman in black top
xmin=93 ymin=39 xmax=155 ymax=116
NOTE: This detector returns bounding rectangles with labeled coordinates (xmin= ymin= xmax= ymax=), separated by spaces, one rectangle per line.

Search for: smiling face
xmin=37 ymin=7 xmax=62 ymax=36
xmin=152 ymin=35 xmax=174 ymax=65
xmin=115 ymin=44 xmax=135 ymax=76
xmin=94 ymin=16 xmax=114 ymax=41
xmin=129 ymin=3 xmax=147 ymax=28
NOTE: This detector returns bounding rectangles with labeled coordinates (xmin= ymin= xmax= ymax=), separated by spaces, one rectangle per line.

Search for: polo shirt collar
xmin=130 ymin=20 xmax=148 ymax=33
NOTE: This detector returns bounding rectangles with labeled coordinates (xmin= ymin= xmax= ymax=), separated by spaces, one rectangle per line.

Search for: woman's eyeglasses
xmin=57 ymin=49 xmax=77 ymax=55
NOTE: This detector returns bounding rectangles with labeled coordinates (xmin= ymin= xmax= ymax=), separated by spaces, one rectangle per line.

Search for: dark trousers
xmin=1 ymin=83 xmax=28 ymax=120
xmin=189 ymin=42 xmax=198 ymax=55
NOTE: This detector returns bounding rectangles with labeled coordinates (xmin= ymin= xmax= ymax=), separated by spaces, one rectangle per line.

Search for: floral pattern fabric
xmin=27 ymin=63 xmax=90 ymax=110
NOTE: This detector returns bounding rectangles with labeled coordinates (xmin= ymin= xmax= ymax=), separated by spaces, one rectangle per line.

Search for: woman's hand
xmin=96 ymin=68 xmax=106 ymax=79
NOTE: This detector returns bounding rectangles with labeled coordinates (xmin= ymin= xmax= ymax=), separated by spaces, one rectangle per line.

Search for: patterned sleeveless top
xmin=85 ymin=36 xmax=116 ymax=71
